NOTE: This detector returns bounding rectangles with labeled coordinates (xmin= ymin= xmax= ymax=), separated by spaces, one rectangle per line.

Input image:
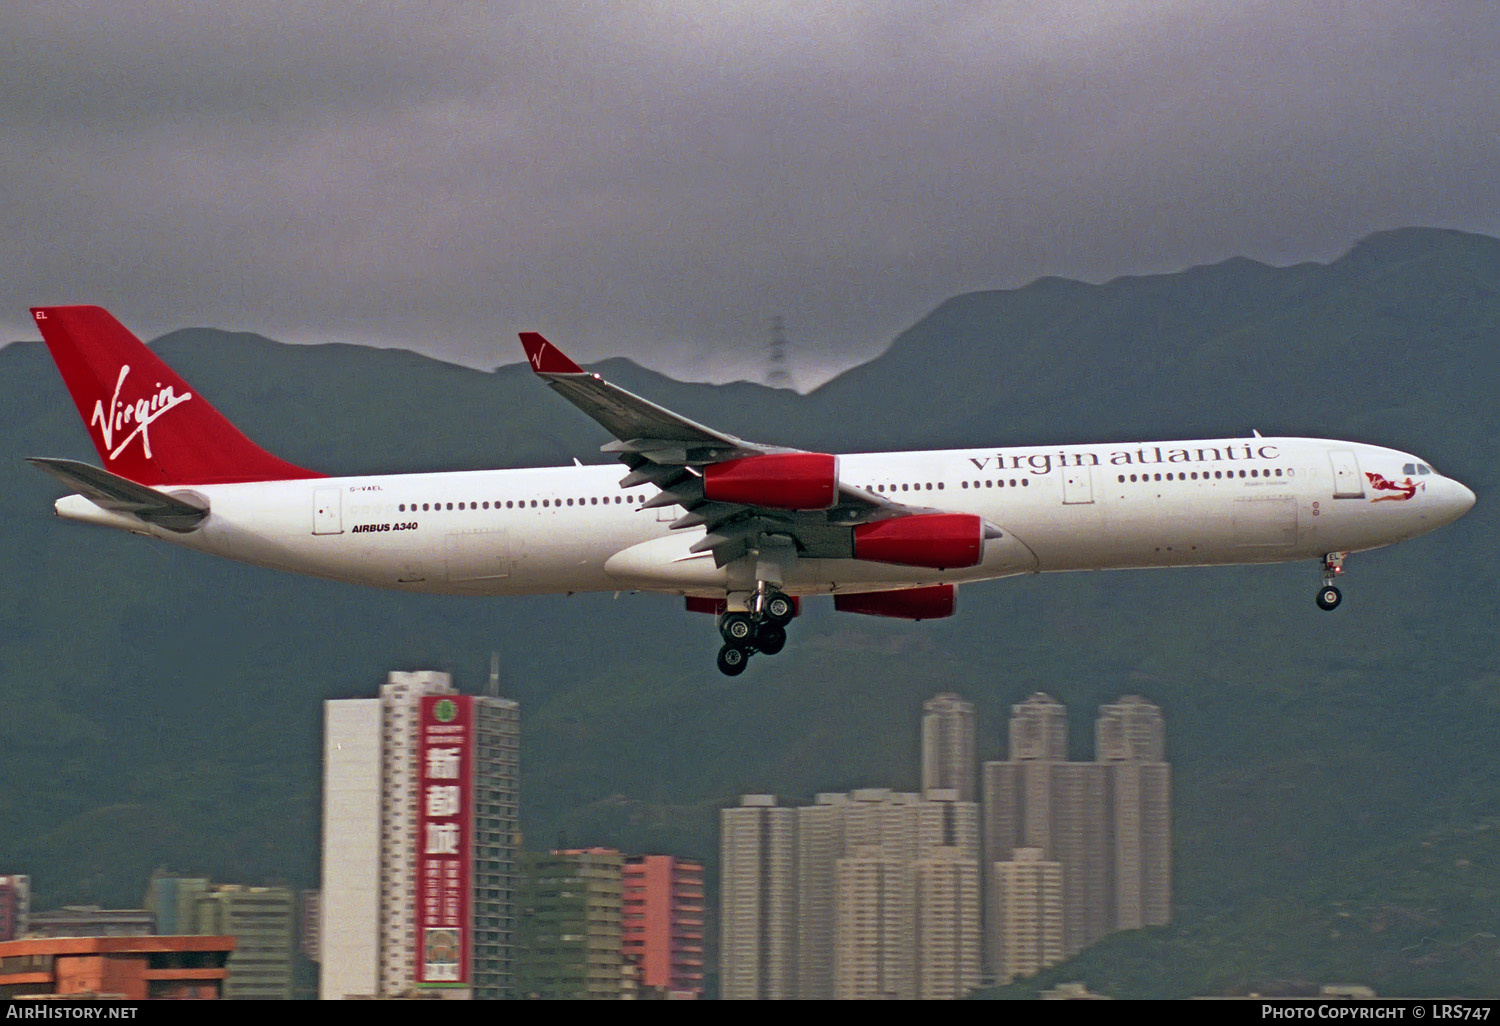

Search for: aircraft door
xmin=1062 ymin=466 xmax=1095 ymax=505
xmin=1328 ymin=450 xmax=1365 ymax=499
xmin=313 ymin=488 xmax=343 ymax=534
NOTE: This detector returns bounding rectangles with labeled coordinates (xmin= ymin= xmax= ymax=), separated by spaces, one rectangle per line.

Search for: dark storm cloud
xmin=3 ymin=1 xmax=1499 ymax=385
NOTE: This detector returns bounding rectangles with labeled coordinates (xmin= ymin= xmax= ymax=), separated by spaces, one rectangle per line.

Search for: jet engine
xmin=702 ymin=452 xmax=839 ymax=510
xmin=852 ymin=513 xmax=985 ymax=569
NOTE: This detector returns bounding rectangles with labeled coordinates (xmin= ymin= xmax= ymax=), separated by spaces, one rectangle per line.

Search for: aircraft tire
xmin=717 ymin=644 xmax=751 ymax=676
xmin=756 ymin=624 xmax=787 ymax=655
xmin=1316 ymin=586 xmax=1342 ymax=611
xmin=720 ymin=612 xmax=755 ymax=644
xmin=764 ymin=592 xmax=795 ymax=626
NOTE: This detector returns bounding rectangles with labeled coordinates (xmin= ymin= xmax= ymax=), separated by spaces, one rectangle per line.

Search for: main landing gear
xmin=716 ymin=587 xmax=796 ymax=676
xmin=1316 ymin=551 xmax=1346 ymax=611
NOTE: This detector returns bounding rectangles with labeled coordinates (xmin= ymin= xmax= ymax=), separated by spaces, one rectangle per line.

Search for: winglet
xmin=519 ymin=332 xmax=584 ymax=374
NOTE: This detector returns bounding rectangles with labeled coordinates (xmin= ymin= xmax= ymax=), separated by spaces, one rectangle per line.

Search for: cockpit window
xmin=1418 ymin=464 xmax=1432 ymax=475
xmin=1403 ymin=463 xmax=1416 ymax=475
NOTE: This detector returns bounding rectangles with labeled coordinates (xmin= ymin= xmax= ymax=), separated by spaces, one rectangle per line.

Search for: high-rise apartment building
xmin=794 ymin=794 xmax=846 ymax=1000
xmin=1097 ymin=696 xmax=1171 ymax=930
xmin=517 ymin=848 xmax=625 ymax=1000
xmin=724 ymin=784 xmax=981 ymax=1000
xmin=321 ymin=697 xmax=382 ymax=998
xmin=828 ymin=789 xmax=918 ymax=999
xmin=1048 ymin=762 xmax=1111 ymax=954
xmin=830 ymin=790 xmax=980 ymax=1000
xmin=914 ymin=791 xmax=983 ymax=998
xmin=720 ymin=795 xmax=798 ymax=999
xmin=0 ymin=876 xmax=30 ymax=942
xmin=193 ymin=885 xmax=296 ymax=1000
xmin=1009 ymin=692 xmax=1068 ymax=761
xmin=922 ymin=693 xmax=977 ymax=801
xmin=380 ymin=670 xmax=453 ymax=996
xmin=914 ymin=848 xmax=982 ymax=999
xmin=984 ymin=692 xmax=1103 ymax=963
xmin=982 ymin=693 xmax=1172 ymax=976
xmin=465 ymin=694 xmax=522 ymax=998
xmin=320 ymin=671 xmax=519 ymax=999
xmin=146 ymin=876 xmax=296 ymax=998
xmin=990 ymin=848 xmax=1063 ymax=985
xmin=833 ymin=846 xmax=914 ymax=999
xmin=622 ymin=855 xmax=705 ymax=998
xmin=146 ymin=875 xmax=209 ymax=936
xmin=1097 ymin=695 xmax=1165 ymax=763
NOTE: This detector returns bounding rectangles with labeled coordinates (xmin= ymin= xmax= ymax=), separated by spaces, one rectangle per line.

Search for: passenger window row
xmin=387 ymin=465 xmax=1289 ymax=514
xmin=1117 ymin=468 xmax=1287 ymax=483
xmin=396 ymin=495 xmax=644 ymax=512
xmin=867 ymin=482 xmax=955 ymax=493
xmin=865 ymin=480 xmax=1033 ymax=492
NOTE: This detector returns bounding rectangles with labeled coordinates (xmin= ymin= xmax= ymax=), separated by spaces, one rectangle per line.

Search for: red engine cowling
xmin=852 ymin=513 xmax=985 ymax=569
xmin=702 ymin=452 xmax=838 ymax=510
xmin=835 ymin=585 xmax=956 ymax=620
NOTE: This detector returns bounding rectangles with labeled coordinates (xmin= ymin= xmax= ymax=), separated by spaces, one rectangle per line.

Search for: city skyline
xmin=8 ymin=630 xmax=1488 ymax=996
xmin=721 ymin=690 xmax=1171 ymax=997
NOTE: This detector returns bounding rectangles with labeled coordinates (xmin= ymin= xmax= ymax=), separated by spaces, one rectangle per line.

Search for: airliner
xmin=28 ymin=305 xmax=1476 ymax=675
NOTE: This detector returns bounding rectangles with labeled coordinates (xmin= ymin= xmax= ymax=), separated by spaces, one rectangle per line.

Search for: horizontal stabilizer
xmin=27 ymin=457 xmax=208 ymax=532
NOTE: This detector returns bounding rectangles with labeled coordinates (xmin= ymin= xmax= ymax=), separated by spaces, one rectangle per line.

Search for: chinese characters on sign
xmin=417 ymin=696 xmax=471 ymax=987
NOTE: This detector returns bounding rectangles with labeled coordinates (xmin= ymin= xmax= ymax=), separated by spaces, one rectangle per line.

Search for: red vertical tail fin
xmin=31 ymin=305 xmax=322 ymax=485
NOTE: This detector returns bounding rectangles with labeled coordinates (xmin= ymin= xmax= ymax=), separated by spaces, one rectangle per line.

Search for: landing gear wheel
xmin=755 ymin=623 xmax=787 ymax=655
xmin=720 ymin=612 xmax=755 ymax=644
xmin=717 ymin=644 xmax=751 ymax=676
xmin=1316 ymin=586 xmax=1342 ymax=611
xmin=763 ymin=592 xmax=795 ymax=626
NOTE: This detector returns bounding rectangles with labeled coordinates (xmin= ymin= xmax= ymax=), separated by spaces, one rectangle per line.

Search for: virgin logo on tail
xmin=91 ymin=364 xmax=193 ymax=461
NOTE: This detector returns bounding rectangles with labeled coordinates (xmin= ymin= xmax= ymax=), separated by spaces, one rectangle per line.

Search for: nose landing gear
xmin=715 ymin=586 xmax=796 ymax=675
xmin=1316 ymin=552 xmax=1346 ymax=611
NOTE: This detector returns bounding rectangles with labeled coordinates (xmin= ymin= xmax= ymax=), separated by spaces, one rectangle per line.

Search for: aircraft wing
xmin=27 ymin=457 xmax=209 ymax=532
xmin=520 ymin=333 xmax=758 ymax=456
xmin=520 ymin=334 xmax=961 ymax=567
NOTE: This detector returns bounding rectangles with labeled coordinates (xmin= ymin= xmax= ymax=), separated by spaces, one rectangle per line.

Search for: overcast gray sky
xmin=4 ymin=1 xmax=1498 ymax=386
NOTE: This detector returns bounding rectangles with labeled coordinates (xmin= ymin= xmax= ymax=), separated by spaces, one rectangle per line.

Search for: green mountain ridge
xmin=2 ymin=227 xmax=1497 ymax=996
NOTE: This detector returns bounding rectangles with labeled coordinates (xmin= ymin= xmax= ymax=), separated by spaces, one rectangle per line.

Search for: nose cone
xmin=1442 ymin=478 xmax=1477 ymax=523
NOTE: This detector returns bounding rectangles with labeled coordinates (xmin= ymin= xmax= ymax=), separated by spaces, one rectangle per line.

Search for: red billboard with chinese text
xmin=416 ymin=695 xmax=471 ymax=988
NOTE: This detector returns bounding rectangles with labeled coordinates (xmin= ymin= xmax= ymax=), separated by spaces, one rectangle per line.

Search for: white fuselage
xmin=55 ymin=436 xmax=1475 ymax=598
